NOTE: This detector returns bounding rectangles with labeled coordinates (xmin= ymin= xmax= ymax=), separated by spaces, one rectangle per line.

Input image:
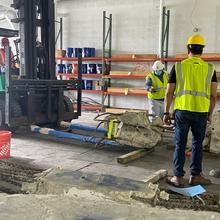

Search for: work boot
xmin=166 ymin=176 xmax=184 ymax=188
xmin=189 ymin=175 xmax=211 ymax=186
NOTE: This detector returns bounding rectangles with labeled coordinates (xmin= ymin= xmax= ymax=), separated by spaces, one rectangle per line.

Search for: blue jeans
xmin=173 ymin=110 xmax=207 ymax=177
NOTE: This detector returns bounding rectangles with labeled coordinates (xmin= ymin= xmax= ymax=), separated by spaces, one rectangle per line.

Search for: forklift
xmin=0 ymin=0 xmax=82 ymax=131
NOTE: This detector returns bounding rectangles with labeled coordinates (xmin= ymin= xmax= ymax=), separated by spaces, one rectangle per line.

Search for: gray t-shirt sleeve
xmin=146 ymin=76 xmax=152 ymax=91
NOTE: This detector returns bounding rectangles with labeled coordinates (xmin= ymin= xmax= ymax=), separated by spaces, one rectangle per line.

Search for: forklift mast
xmin=0 ymin=0 xmax=82 ymax=129
xmin=12 ymin=0 xmax=56 ymax=80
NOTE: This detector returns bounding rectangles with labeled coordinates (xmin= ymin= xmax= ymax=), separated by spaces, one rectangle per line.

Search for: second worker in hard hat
xmin=146 ymin=60 xmax=168 ymax=120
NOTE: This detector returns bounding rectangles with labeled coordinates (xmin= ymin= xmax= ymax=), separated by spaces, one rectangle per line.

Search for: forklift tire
xmin=63 ymin=96 xmax=74 ymax=112
xmin=0 ymin=99 xmax=22 ymax=132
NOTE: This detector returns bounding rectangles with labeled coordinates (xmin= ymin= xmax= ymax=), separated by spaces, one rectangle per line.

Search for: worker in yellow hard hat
xmin=163 ymin=34 xmax=218 ymax=187
xmin=146 ymin=60 xmax=168 ymax=121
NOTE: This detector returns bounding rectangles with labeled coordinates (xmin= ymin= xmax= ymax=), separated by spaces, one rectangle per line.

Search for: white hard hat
xmin=152 ymin=60 xmax=164 ymax=71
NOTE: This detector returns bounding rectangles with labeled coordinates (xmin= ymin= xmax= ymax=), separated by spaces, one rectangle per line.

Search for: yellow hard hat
xmin=187 ymin=35 xmax=205 ymax=46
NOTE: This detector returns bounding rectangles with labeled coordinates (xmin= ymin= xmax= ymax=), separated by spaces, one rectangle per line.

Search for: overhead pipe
xmin=158 ymin=0 xmax=164 ymax=57
xmin=31 ymin=125 xmax=118 ymax=146
xmin=60 ymin=121 xmax=107 ymax=135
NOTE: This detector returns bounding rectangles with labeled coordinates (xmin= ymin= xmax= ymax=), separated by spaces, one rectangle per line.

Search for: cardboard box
xmin=174 ymin=53 xmax=220 ymax=59
xmin=112 ymin=54 xmax=134 ymax=59
xmin=107 ymin=87 xmax=147 ymax=95
xmin=105 ymin=107 xmax=148 ymax=113
xmin=134 ymin=54 xmax=157 ymax=59
xmin=112 ymin=54 xmax=157 ymax=59
xmin=110 ymin=71 xmax=148 ymax=76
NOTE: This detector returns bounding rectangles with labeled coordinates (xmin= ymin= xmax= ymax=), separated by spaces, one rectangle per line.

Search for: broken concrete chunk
xmin=130 ymin=183 xmax=159 ymax=206
xmin=159 ymin=191 xmax=169 ymax=201
xmin=102 ymin=112 xmax=163 ymax=148
xmin=143 ymin=169 xmax=168 ymax=184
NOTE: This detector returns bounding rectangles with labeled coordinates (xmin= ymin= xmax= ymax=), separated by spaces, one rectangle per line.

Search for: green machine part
xmin=0 ymin=75 xmax=5 ymax=92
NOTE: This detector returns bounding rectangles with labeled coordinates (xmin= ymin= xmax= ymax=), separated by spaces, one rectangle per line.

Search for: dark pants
xmin=173 ymin=110 xmax=207 ymax=177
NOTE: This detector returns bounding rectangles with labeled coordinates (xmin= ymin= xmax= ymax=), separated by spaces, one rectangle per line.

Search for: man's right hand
xmin=163 ymin=114 xmax=172 ymax=125
xmin=150 ymin=88 xmax=157 ymax=93
xmin=207 ymin=114 xmax=212 ymax=126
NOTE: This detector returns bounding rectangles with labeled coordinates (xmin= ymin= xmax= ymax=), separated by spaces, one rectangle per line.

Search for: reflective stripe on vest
xmin=175 ymin=62 xmax=213 ymax=100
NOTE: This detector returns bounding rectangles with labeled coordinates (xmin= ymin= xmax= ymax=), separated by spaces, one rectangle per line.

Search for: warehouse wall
xmin=56 ymin=0 xmax=220 ymax=110
xmin=0 ymin=1 xmax=18 ymax=53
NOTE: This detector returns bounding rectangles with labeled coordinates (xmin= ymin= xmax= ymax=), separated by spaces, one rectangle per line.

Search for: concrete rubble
xmin=186 ymin=112 xmax=220 ymax=154
xmin=103 ymin=112 xmax=163 ymax=148
xmin=0 ymin=167 xmax=219 ymax=219
xmin=210 ymin=112 xmax=220 ymax=154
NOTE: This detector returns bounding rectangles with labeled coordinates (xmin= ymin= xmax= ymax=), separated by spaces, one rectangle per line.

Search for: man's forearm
xmin=164 ymin=83 xmax=175 ymax=113
xmin=208 ymin=96 xmax=217 ymax=116
xmin=209 ymin=82 xmax=218 ymax=116
xmin=164 ymin=92 xmax=173 ymax=113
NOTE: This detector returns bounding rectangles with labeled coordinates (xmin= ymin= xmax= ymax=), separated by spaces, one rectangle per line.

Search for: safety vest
xmin=0 ymin=48 xmax=15 ymax=68
xmin=174 ymin=57 xmax=214 ymax=112
xmin=0 ymin=49 xmax=5 ymax=66
xmin=147 ymin=71 xmax=168 ymax=99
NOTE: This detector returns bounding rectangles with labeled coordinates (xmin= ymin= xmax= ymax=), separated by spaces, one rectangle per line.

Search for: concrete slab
xmin=1 ymin=191 xmax=219 ymax=220
xmin=9 ymin=112 xmax=220 ymax=194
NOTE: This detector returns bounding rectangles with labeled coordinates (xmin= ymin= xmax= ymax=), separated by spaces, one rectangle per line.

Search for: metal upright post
xmin=77 ymin=51 xmax=82 ymax=117
xmin=161 ymin=6 xmax=170 ymax=69
xmin=5 ymin=46 xmax=11 ymax=126
xmin=55 ymin=17 xmax=63 ymax=50
xmin=102 ymin=11 xmax=112 ymax=109
xmin=60 ymin=18 xmax=63 ymax=50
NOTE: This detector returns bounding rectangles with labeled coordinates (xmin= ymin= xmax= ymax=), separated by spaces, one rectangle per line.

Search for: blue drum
xmin=84 ymin=80 xmax=93 ymax=90
xmin=82 ymin=64 xmax=88 ymax=74
xmin=83 ymin=47 xmax=96 ymax=57
xmin=81 ymin=80 xmax=85 ymax=90
xmin=91 ymin=48 xmax=95 ymax=57
xmin=74 ymin=48 xmax=82 ymax=58
xmin=57 ymin=64 xmax=66 ymax=73
xmin=88 ymin=64 xmax=97 ymax=74
xmin=96 ymin=64 xmax=102 ymax=74
xmin=67 ymin=64 xmax=73 ymax=73
xmin=67 ymin=47 xmax=73 ymax=58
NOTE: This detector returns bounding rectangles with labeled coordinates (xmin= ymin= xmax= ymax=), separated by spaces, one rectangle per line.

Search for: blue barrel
xmin=96 ymin=64 xmax=102 ymax=74
xmin=57 ymin=64 xmax=66 ymax=73
xmin=67 ymin=48 xmax=73 ymax=58
xmin=74 ymin=48 xmax=82 ymax=58
xmin=67 ymin=64 xmax=73 ymax=73
xmin=81 ymin=80 xmax=85 ymax=90
xmin=62 ymin=64 xmax=66 ymax=73
xmin=83 ymin=48 xmax=96 ymax=57
xmin=91 ymin=48 xmax=95 ymax=57
xmin=82 ymin=64 xmax=88 ymax=74
xmin=88 ymin=64 xmax=97 ymax=74
xmin=84 ymin=80 xmax=93 ymax=90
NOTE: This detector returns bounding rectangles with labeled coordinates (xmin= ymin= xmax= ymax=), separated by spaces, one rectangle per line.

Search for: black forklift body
xmin=0 ymin=0 xmax=81 ymax=129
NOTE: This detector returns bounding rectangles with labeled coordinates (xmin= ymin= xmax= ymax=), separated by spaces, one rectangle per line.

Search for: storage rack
xmin=56 ymin=8 xmax=220 ymax=112
xmin=56 ymin=57 xmax=103 ymax=111
xmin=101 ymin=11 xmax=112 ymax=109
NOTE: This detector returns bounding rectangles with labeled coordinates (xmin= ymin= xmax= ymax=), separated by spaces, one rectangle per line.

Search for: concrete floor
xmin=11 ymin=112 xmax=220 ymax=191
xmin=0 ymin=112 xmax=218 ymax=219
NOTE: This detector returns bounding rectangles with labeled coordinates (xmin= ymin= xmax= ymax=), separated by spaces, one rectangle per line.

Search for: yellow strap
xmin=107 ymin=119 xmax=118 ymax=139
xmin=125 ymin=88 xmax=129 ymax=95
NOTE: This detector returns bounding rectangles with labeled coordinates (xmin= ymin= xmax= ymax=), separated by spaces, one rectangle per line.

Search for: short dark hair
xmin=187 ymin=44 xmax=204 ymax=55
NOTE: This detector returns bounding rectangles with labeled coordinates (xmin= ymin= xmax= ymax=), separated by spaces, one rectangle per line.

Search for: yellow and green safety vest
xmin=174 ymin=57 xmax=214 ymax=112
xmin=147 ymin=71 xmax=168 ymax=100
